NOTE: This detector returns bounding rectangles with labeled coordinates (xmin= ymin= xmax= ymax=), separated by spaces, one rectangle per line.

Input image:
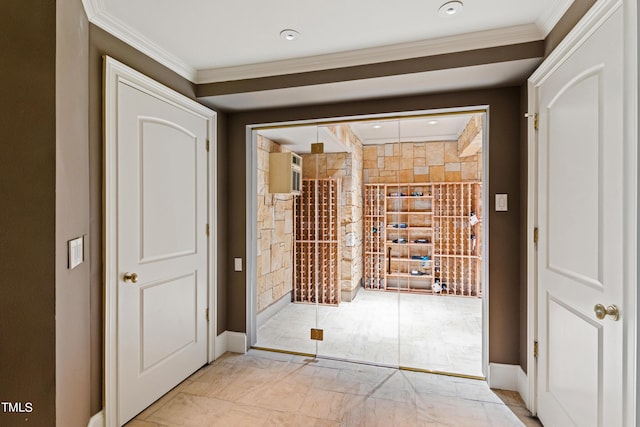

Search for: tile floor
xmin=125 ymin=349 xmax=542 ymax=427
xmin=256 ymin=289 xmax=483 ymax=377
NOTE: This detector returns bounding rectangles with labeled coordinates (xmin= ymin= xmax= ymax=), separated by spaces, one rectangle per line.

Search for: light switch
xmin=68 ymin=236 xmax=84 ymax=269
xmin=495 ymin=194 xmax=508 ymax=212
xmin=234 ymin=258 xmax=243 ymax=272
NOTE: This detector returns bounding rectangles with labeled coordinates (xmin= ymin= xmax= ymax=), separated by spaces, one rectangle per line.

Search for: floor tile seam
xmin=412 ymin=387 xmax=504 ymax=403
xmin=267 ymin=407 xmax=337 ymax=424
xmin=137 ymin=385 xmax=188 ymax=422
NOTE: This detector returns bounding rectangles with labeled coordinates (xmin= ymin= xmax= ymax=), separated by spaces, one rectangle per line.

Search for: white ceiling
xmin=351 ymin=114 xmax=478 ymax=145
xmin=83 ymin=0 xmax=573 ymax=84
xmin=257 ymin=114 xmax=479 ymax=154
xmin=258 ymin=126 xmax=349 ymax=154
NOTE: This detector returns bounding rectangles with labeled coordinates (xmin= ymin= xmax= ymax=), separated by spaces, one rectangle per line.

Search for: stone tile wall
xmin=302 ymin=125 xmax=364 ymax=301
xmin=363 ymin=140 xmax=482 ymax=184
xmin=256 ymin=135 xmax=294 ymax=313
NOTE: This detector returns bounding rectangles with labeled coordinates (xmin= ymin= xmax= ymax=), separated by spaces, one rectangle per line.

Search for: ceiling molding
xmin=81 ymin=0 xmax=197 ymax=81
xmin=536 ymin=0 xmax=575 ymax=36
xmin=80 ymin=0 xmax=100 ymax=20
xmin=530 ymin=0 xmax=621 ymax=83
xmin=195 ymin=24 xmax=544 ymax=84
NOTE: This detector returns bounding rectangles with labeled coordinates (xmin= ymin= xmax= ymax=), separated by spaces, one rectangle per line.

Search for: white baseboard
xmin=214 ymin=331 xmax=228 ymax=359
xmin=517 ymin=366 xmax=529 ymax=405
xmin=214 ymin=331 xmax=248 ymax=358
xmin=87 ymin=410 xmax=104 ymax=427
xmin=226 ymin=331 xmax=247 ymax=353
xmin=488 ymin=363 xmax=519 ymax=391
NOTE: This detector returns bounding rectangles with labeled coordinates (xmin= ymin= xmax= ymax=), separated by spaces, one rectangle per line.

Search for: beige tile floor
xmin=125 ymin=350 xmax=542 ymax=427
xmin=256 ymin=289 xmax=483 ymax=377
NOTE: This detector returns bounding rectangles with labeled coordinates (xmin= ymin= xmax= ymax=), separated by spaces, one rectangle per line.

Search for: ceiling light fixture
xmin=428 ymin=120 xmax=439 ymax=125
xmin=280 ymin=29 xmax=300 ymax=41
xmin=372 ymin=124 xmax=382 ymax=129
xmin=438 ymin=1 xmax=463 ymax=16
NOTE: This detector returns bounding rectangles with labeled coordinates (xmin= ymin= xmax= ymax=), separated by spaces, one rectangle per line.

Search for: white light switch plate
xmin=68 ymin=236 xmax=84 ymax=269
xmin=495 ymin=194 xmax=508 ymax=211
xmin=234 ymin=258 xmax=243 ymax=272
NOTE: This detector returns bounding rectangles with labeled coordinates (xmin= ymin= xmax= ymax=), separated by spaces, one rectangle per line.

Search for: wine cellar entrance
xmin=252 ymin=111 xmax=486 ymax=378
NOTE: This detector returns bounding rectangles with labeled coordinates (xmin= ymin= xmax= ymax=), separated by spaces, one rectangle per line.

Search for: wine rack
xmin=293 ymin=178 xmax=341 ymax=305
xmin=364 ymin=182 xmax=482 ymax=297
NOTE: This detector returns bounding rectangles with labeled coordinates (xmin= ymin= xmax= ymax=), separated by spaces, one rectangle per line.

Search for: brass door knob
xmin=594 ymin=304 xmax=619 ymax=321
xmin=123 ymin=272 xmax=138 ymax=283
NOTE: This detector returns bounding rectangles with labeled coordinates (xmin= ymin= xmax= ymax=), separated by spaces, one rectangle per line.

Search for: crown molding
xmin=81 ymin=0 xmax=197 ymax=81
xmin=530 ymin=0 xmax=621 ymax=84
xmin=195 ymin=24 xmax=544 ymax=84
xmin=535 ymin=0 xmax=576 ymax=36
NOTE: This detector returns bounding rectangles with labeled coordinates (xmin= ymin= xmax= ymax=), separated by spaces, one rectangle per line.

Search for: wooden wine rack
xmin=293 ymin=179 xmax=341 ymax=305
xmin=364 ymin=185 xmax=386 ymax=290
xmin=364 ymin=182 xmax=482 ymax=297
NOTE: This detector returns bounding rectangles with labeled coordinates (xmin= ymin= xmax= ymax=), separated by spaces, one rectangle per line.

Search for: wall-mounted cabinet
xmin=269 ymin=152 xmax=302 ymax=194
xmin=364 ymin=182 xmax=482 ymax=297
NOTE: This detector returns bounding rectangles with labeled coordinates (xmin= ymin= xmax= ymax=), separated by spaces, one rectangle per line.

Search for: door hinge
xmin=206 ymin=224 xmax=210 ymax=236
xmin=534 ymin=340 xmax=539 ymax=358
xmin=206 ymin=139 xmax=210 ymax=152
xmin=525 ymin=112 xmax=538 ymax=130
xmin=206 ymin=308 xmax=209 ymax=322
xmin=533 ymin=227 xmax=539 ymax=245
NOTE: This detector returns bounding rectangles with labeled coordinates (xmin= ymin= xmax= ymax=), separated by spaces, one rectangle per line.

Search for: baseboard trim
xmin=87 ymin=410 xmax=104 ymax=427
xmin=517 ymin=366 xmax=529 ymax=405
xmin=226 ymin=331 xmax=248 ymax=353
xmin=488 ymin=363 xmax=519 ymax=391
xmin=214 ymin=331 xmax=228 ymax=359
xmin=214 ymin=331 xmax=248 ymax=359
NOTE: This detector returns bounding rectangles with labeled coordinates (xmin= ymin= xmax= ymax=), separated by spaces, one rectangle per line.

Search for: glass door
xmin=315 ymin=122 xmax=400 ymax=367
xmin=253 ymin=127 xmax=319 ymax=356
xmin=254 ymin=114 xmax=484 ymax=378
xmin=397 ymin=115 xmax=485 ymax=378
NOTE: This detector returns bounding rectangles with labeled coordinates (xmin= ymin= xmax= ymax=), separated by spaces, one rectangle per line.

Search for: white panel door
xmin=536 ymin=6 xmax=624 ymax=427
xmin=116 ymin=81 xmax=208 ymax=425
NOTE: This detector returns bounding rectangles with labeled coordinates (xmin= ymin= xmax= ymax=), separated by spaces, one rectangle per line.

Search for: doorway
xmin=248 ymin=109 xmax=488 ymax=379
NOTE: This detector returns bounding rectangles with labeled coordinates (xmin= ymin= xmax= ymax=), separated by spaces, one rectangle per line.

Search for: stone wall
xmin=302 ymin=125 xmax=364 ymax=301
xmin=256 ymin=135 xmax=294 ymax=313
xmin=363 ymin=139 xmax=482 ymax=184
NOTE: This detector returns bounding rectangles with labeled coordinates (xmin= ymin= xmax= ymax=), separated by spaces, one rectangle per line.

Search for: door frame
xmin=526 ymin=0 xmax=637 ymax=421
xmin=245 ymin=106 xmax=490 ymax=378
xmin=103 ymin=56 xmax=218 ymax=427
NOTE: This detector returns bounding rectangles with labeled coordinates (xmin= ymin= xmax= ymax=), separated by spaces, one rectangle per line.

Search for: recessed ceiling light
xmin=438 ymin=1 xmax=463 ymax=16
xmin=372 ymin=124 xmax=382 ymax=129
xmin=280 ymin=29 xmax=300 ymax=41
xmin=428 ymin=120 xmax=439 ymax=125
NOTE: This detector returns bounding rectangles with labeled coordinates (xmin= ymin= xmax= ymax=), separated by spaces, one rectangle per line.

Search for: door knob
xmin=123 ymin=272 xmax=138 ymax=283
xmin=594 ymin=304 xmax=619 ymax=321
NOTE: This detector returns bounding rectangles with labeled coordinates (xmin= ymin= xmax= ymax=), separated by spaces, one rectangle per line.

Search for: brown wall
xmin=56 ymin=1 xmax=91 ymax=426
xmin=226 ymin=88 xmax=523 ymax=365
xmin=545 ymin=0 xmax=597 ymax=56
xmin=0 ymin=1 xmax=57 ymax=426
